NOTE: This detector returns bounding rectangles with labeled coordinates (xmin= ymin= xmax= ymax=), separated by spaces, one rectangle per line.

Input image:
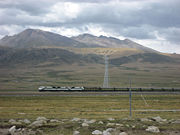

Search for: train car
xmin=38 ymin=86 xmax=46 ymax=91
xmin=56 ymin=86 xmax=70 ymax=91
xmin=38 ymin=86 xmax=84 ymax=92
xmin=70 ymin=87 xmax=84 ymax=91
xmin=38 ymin=86 xmax=70 ymax=92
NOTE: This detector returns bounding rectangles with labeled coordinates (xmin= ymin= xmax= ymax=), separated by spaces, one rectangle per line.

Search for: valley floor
xmin=1 ymin=62 xmax=180 ymax=90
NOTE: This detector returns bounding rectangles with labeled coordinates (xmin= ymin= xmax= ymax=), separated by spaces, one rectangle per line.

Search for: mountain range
xmin=0 ymin=29 xmax=180 ymax=89
xmin=0 ymin=29 xmax=155 ymax=52
xmin=0 ymin=28 xmax=179 ymax=67
xmin=0 ymin=29 xmax=90 ymax=48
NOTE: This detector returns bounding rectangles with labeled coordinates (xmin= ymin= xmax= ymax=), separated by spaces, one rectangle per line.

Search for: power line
xmin=103 ymin=55 xmax=109 ymax=88
xmin=129 ymin=78 xmax=132 ymax=118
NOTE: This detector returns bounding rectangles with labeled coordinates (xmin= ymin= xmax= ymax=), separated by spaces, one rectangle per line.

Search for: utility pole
xmin=129 ymin=78 xmax=132 ymax=118
xmin=103 ymin=55 xmax=109 ymax=88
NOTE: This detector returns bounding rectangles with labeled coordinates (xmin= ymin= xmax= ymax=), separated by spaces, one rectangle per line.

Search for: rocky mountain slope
xmin=72 ymin=34 xmax=156 ymax=52
xmin=0 ymin=29 xmax=93 ymax=48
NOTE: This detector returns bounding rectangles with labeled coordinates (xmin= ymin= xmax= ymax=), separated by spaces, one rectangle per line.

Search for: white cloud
xmin=0 ymin=25 xmax=24 ymax=38
xmin=136 ymin=39 xmax=180 ymax=53
xmin=43 ymin=2 xmax=81 ymax=23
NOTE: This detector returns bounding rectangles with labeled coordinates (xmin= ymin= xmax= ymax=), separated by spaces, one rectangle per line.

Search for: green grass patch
xmin=0 ymin=95 xmax=180 ymax=120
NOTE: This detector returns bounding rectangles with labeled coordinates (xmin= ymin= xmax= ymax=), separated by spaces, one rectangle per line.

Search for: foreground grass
xmin=0 ymin=95 xmax=180 ymax=120
xmin=0 ymin=95 xmax=180 ymax=135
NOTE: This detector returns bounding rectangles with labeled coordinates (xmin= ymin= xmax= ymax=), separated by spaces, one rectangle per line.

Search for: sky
xmin=0 ymin=0 xmax=180 ymax=53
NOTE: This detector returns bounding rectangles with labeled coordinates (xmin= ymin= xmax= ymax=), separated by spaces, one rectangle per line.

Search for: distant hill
xmin=0 ymin=29 xmax=94 ymax=48
xmin=110 ymin=53 xmax=176 ymax=66
xmin=72 ymin=34 xmax=156 ymax=52
xmin=0 ymin=47 xmax=103 ymax=66
xmin=0 ymin=46 xmax=177 ymax=67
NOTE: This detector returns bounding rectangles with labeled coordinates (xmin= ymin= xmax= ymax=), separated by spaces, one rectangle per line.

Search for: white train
xmin=38 ymin=86 xmax=84 ymax=91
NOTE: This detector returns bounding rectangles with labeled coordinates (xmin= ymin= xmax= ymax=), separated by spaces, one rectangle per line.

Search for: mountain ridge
xmin=72 ymin=33 xmax=156 ymax=52
xmin=0 ymin=29 xmax=155 ymax=52
xmin=0 ymin=29 xmax=94 ymax=48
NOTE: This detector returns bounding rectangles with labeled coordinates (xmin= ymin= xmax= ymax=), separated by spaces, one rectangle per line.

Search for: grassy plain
xmin=1 ymin=47 xmax=180 ymax=90
xmin=0 ymin=61 xmax=180 ymax=91
xmin=0 ymin=95 xmax=180 ymax=120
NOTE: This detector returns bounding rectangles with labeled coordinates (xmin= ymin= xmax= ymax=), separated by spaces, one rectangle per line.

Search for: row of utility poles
xmin=103 ymin=55 xmax=132 ymax=118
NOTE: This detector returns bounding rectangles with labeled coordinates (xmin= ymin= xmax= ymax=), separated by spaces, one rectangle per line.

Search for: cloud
xmin=0 ymin=25 xmax=24 ymax=39
xmin=0 ymin=0 xmax=56 ymax=15
xmin=0 ymin=0 xmax=180 ymax=53
xmin=160 ymin=28 xmax=180 ymax=44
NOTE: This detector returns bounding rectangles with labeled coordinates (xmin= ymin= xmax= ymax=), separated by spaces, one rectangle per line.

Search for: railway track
xmin=1 ymin=91 xmax=180 ymax=97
